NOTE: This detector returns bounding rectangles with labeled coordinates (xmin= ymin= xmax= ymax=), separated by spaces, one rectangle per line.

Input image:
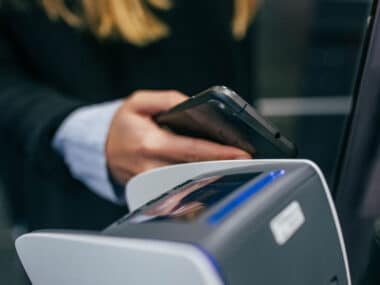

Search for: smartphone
xmin=154 ymin=86 xmax=297 ymax=158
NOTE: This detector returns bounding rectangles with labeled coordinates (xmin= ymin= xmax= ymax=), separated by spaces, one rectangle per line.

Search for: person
xmin=0 ymin=0 xmax=257 ymax=230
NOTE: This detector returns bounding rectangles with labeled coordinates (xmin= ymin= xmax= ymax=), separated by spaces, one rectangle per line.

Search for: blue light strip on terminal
xmin=207 ymin=169 xmax=286 ymax=225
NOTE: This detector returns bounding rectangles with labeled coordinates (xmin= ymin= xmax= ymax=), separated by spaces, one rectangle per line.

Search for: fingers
xmin=136 ymin=158 xmax=174 ymax=173
xmin=152 ymin=128 xmax=252 ymax=162
xmin=128 ymin=90 xmax=188 ymax=115
xmin=108 ymin=89 xmax=252 ymax=185
xmin=111 ymin=157 xmax=176 ymax=183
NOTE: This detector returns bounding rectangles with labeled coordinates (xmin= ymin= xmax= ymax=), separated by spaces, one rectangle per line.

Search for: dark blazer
xmin=0 ymin=1 xmax=253 ymax=230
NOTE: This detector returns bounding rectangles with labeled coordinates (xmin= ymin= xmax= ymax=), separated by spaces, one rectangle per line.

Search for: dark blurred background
xmin=254 ymin=0 xmax=371 ymax=184
xmin=0 ymin=0 xmax=373 ymax=284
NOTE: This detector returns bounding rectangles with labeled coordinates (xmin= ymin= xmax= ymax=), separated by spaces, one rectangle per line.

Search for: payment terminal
xmin=16 ymin=160 xmax=351 ymax=285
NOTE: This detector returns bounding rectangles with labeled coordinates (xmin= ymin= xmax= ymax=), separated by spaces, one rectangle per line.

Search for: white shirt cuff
xmin=52 ymin=100 xmax=125 ymax=204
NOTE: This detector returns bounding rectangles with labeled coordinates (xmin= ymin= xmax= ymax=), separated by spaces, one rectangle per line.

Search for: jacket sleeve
xmin=0 ymin=28 xmax=86 ymax=173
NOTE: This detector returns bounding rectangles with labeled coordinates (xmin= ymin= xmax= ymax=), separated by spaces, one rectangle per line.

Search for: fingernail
xmin=235 ymin=156 xmax=251 ymax=160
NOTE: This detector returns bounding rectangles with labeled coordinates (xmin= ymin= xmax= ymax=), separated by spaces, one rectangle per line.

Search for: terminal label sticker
xmin=270 ymin=201 xmax=305 ymax=246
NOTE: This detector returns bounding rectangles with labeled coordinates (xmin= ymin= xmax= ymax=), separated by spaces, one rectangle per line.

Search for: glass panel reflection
xmin=251 ymin=0 xmax=373 ymax=183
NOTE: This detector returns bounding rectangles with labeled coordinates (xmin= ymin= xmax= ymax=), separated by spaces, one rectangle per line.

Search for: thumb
xmin=130 ymin=90 xmax=188 ymax=116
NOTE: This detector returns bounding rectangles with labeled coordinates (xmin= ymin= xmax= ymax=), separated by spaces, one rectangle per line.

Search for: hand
xmin=106 ymin=90 xmax=252 ymax=184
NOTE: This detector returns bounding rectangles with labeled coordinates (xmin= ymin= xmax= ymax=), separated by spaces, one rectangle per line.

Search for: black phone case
xmin=154 ymin=86 xmax=297 ymax=158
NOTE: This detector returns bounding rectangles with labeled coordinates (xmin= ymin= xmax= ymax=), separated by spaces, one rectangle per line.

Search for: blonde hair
xmin=40 ymin=0 xmax=259 ymax=46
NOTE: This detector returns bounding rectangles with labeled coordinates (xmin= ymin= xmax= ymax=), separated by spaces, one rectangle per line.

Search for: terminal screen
xmin=128 ymin=172 xmax=261 ymax=223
